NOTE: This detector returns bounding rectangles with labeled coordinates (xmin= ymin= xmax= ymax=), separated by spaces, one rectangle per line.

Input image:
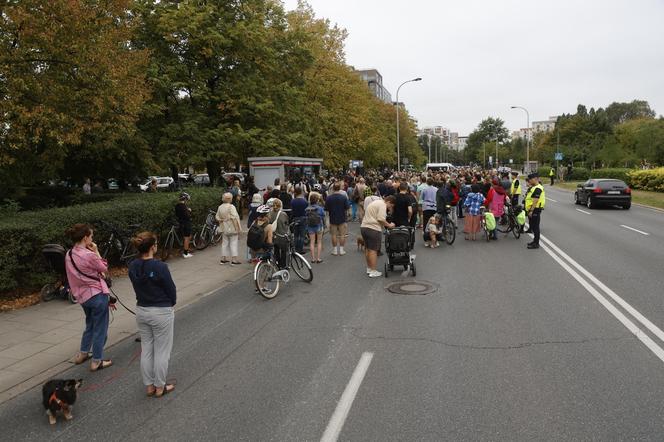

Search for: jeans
xmin=293 ymin=217 xmax=306 ymax=253
xmin=80 ymin=293 xmax=109 ymax=362
xmin=350 ymin=202 xmax=357 ymax=220
xmin=274 ymin=240 xmax=289 ymax=269
xmin=137 ymin=306 xmax=174 ymax=388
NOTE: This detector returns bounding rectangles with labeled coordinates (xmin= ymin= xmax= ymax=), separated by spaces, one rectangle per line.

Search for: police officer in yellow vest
xmin=509 ymin=171 xmax=521 ymax=207
xmin=549 ymin=166 xmax=555 ymax=186
xmin=524 ymin=173 xmax=546 ymax=249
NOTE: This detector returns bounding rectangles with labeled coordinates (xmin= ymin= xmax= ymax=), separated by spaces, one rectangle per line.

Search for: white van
xmin=426 ymin=163 xmax=456 ymax=172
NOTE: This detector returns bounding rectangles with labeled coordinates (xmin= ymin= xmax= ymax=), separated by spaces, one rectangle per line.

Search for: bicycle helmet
xmin=313 ymin=183 xmax=322 ymax=191
xmin=257 ymin=204 xmax=271 ymax=214
xmin=179 ymin=192 xmax=191 ymax=201
xmin=266 ymin=197 xmax=277 ymax=208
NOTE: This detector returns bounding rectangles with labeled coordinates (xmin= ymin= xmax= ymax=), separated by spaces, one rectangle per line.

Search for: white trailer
xmin=248 ymin=156 xmax=323 ymax=190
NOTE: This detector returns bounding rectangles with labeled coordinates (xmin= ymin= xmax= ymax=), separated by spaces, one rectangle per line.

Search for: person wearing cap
xmin=175 ymin=192 xmax=194 ymax=258
xmin=524 ymin=173 xmax=546 ymax=249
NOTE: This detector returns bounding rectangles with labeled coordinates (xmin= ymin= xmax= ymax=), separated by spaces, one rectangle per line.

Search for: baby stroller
xmin=41 ymin=244 xmax=76 ymax=303
xmin=384 ymin=226 xmax=416 ymax=277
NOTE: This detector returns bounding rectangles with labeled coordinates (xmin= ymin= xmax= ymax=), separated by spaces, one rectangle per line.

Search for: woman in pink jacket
xmin=64 ymin=223 xmax=114 ymax=371
xmin=484 ymin=179 xmax=508 ymax=240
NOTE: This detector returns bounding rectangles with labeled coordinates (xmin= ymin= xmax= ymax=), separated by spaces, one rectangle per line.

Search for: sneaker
xmin=527 ymin=243 xmax=540 ymax=249
xmin=368 ymin=270 xmax=382 ymax=278
xmin=424 ymin=243 xmax=430 ymax=248
xmin=331 ymin=249 xmax=338 ymax=256
xmin=435 ymin=242 xmax=440 ymax=247
xmin=366 ymin=268 xmax=372 ymax=274
xmin=219 ymin=260 xmax=228 ymax=265
xmin=183 ymin=252 xmax=193 ymax=259
xmin=339 ymin=247 xmax=346 ymax=256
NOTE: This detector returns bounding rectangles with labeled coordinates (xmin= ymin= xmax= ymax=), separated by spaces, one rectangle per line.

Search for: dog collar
xmin=49 ymin=391 xmax=65 ymax=408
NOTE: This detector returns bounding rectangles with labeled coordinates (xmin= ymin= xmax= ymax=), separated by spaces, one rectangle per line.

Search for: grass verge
xmin=553 ymin=182 xmax=664 ymax=210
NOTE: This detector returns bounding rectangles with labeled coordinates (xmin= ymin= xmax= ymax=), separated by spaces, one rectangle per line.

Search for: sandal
xmin=154 ymin=383 xmax=175 ymax=398
xmin=90 ymin=359 xmax=113 ymax=372
xmin=74 ymin=352 xmax=91 ymax=365
xmin=146 ymin=385 xmax=156 ymax=397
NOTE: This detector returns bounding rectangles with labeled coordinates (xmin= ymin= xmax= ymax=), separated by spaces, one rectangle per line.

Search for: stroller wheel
xmin=40 ymin=283 xmax=59 ymax=302
xmin=411 ymin=262 xmax=417 ymax=277
xmin=384 ymin=262 xmax=389 ymax=278
xmin=389 ymin=264 xmax=394 ymax=271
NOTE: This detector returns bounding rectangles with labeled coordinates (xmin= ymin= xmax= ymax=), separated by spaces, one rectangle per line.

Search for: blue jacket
xmin=128 ymin=258 xmax=176 ymax=307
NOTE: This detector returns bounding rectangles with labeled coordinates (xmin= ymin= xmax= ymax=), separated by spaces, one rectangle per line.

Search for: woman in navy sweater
xmin=128 ymin=232 xmax=177 ymax=398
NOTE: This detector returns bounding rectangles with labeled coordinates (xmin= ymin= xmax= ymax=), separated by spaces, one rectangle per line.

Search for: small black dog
xmin=42 ymin=379 xmax=82 ymax=425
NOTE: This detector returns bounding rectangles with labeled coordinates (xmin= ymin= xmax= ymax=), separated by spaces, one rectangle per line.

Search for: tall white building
xmin=532 ymin=116 xmax=558 ymax=134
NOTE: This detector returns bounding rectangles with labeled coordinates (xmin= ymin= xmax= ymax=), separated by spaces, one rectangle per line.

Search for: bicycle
xmin=160 ymin=222 xmax=188 ymax=261
xmin=496 ymin=201 xmax=522 ymax=239
xmin=97 ymin=221 xmax=140 ymax=265
xmin=478 ymin=207 xmax=491 ymax=242
xmin=193 ymin=210 xmax=223 ymax=250
xmin=440 ymin=205 xmax=456 ymax=245
xmin=254 ymin=228 xmax=313 ymax=299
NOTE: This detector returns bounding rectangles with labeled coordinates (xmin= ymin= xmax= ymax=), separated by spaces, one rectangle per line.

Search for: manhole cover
xmin=386 ymin=280 xmax=438 ymax=295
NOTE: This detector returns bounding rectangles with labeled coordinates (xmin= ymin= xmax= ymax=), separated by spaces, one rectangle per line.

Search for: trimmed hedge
xmin=628 ymin=168 xmax=664 ymax=192
xmin=589 ymin=168 xmax=632 ymax=185
xmin=0 ymin=188 xmax=223 ymax=294
xmin=567 ymin=167 xmax=590 ymax=181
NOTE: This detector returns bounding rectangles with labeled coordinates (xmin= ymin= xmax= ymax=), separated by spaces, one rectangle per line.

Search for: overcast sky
xmin=283 ymin=0 xmax=664 ymax=135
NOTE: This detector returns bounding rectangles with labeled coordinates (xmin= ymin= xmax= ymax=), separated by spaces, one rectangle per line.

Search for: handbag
xmin=270 ymin=210 xmax=282 ymax=232
xmin=68 ymin=249 xmax=112 ymax=288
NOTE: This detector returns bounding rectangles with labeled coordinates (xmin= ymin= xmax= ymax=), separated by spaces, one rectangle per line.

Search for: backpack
xmin=247 ymin=222 xmax=265 ymax=250
xmin=306 ymin=205 xmax=321 ymax=228
xmin=484 ymin=212 xmax=496 ymax=231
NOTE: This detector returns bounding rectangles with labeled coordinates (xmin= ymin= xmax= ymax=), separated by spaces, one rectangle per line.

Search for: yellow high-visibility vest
xmin=510 ymin=178 xmax=521 ymax=197
xmin=525 ymin=184 xmax=546 ymax=210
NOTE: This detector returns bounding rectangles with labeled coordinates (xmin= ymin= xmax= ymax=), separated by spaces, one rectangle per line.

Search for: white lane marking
xmin=576 ymin=209 xmax=591 ymax=215
xmin=321 ymin=352 xmax=374 ymax=442
xmin=539 ymin=242 xmax=664 ymax=363
xmin=620 ymin=225 xmax=650 ymax=236
xmin=548 ymin=198 xmax=559 ymax=203
xmin=539 ymin=234 xmax=664 ymax=344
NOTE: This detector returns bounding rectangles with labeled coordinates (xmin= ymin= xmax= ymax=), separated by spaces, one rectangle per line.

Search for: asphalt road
xmin=2 ymin=188 xmax=664 ymax=441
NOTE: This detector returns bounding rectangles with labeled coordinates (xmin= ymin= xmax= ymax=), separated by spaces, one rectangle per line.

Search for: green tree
xmin=0 ymin=0 xmax=150 ymax=192
xmin=466 ymin=117 xmax=509 ymax=164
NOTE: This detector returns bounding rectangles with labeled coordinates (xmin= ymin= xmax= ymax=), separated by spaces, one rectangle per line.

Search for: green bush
xmin=567 ymin=167 xmax=590 ymax=181
xmin=628 ymin=168 xmax=664 ymax=192
xmin=589 ymin=168 xmax=632 ymax=184
xmin=0 ymin=188 xmax=223 ymax=294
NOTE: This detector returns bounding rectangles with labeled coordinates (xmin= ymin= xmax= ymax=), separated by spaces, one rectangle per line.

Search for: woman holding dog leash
xmin=65 ymin=223 xmax=114 ymax=372
xmin=128 ymin=232 xmax=177 ymax=398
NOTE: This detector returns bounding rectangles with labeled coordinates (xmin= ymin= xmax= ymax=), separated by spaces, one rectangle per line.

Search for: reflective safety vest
xmin=510 ymin=178 xmax=521 ymax=197
xmin=549 ymin=168 xmax=555 ymax=177
xmin=525 ymin=184 xmax=546 ymax=210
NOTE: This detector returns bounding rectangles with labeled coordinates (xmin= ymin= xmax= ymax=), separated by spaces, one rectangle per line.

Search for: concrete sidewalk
xmin=0 ymin=240 xmax=252 ymax=404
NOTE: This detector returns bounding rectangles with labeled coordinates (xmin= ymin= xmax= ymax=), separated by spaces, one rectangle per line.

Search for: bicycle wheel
xmin=211 ymin=226 xmax=223 ymax=245
xmin=444 ymin=218 xmax=456 ymax=245
xmin=161 ymin=231 xmax=174 ymax=261
xmin=40 ymin=283 xmax=59 ymax=302
xmin=511 ymin=218 xmax=521 ymax=239
xmin=255 ymin=261 xmax=280 ymax=299
xmin=291 ymin=253 xmax=313 ymax=282
xmin=193 ymin=226 xmax=211 ymax=250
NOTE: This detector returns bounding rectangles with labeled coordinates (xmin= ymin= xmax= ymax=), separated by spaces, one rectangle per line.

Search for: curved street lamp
xmin=510 ymin=105 xmax=530 ymax=173
xmin=396 ymin=77 xmax=422 ymax=171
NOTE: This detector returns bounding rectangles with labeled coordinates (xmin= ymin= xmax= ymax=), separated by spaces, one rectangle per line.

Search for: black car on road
xmin=574 ymin=179 xmax=631 ymax=209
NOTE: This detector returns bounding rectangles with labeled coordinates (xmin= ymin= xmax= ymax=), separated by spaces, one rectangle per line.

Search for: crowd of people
xmin=61 ymin=165 xmax=546 ymax=401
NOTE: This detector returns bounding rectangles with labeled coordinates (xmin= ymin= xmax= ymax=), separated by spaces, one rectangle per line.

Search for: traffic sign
xmin=554 ymin=152 xmax=563 ymax=161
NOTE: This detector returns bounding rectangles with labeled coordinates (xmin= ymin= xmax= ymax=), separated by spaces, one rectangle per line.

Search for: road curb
xmin=0 ymin=268 xmax=252 ymax=406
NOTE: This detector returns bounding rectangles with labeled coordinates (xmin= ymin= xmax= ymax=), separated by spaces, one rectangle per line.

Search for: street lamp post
xmin=510 ymin=106 xmax=530 ymax=173
xmin=396 ymin=77 xmax=422 ymax=171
